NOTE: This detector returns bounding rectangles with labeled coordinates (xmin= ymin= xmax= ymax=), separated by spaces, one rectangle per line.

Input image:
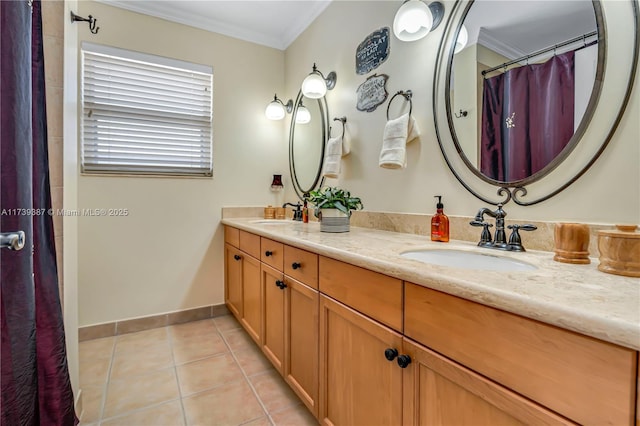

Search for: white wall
xmin=77 ymin=2 xmax=289 ymax=326
xmin=285 ymin=0 xmax=639 ymax=224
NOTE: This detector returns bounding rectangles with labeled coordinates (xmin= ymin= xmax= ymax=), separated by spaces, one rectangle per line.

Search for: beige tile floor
xmin=79 ymin=315 xmax=318 ymax=426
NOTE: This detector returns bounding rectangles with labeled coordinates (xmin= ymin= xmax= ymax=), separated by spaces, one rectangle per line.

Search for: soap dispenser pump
xmin=431 ymin=195 xmax=449 ymax=242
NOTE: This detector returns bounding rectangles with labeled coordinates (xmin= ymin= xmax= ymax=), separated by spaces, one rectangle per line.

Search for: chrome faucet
xmin=282 ymin=202 xmax=303 ymax=221
xmin=470 ymin=204 xmax=537 ymax=251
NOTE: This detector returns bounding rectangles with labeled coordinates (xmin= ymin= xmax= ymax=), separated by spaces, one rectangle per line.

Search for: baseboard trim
xmin=78 ymin=304 xmax=229 ymax=341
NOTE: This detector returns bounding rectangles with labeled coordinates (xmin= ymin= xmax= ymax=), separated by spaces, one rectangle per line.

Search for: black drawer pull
xmin=233 ymin=254 xmax=241 ymax=261
xmin=291 ymin=262 xmax=301 ymax=270
xmin=397 ymin=354 xmax=412 ymax=369
xmin=265 ymin=250 xmax=273 ymax=257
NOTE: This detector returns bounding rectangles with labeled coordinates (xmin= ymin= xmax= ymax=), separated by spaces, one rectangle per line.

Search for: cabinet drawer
xmin=239 ymin=230 xmax=261 ymax=259
xmin=284 ymin=246 xmax=318 ymax=289
xmin=404 ymin=283 xmax=637 ymax=426
xmin=224 ymin=226 xmax=239 ymax=247
xmin=319 ymin=256 xmax=402 ymax=332
xmin=261 ymin=238 xmax=284 ymax=271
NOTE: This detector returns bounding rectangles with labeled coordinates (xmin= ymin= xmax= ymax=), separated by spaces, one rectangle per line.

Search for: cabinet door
xmin=224 ymin=243 xmax=243 ymax=319
xmin=241 ymin=253 xmax=261 ymax=345
xmin=402 ymin=338 xmax=575 ymax=426
xmin=285 ymin=277 xmax=319 ymax=418
xmin=261 ymin=264 xmax=285 ymax=373
xmin=319 ymin=295 xmax=403 ymax=426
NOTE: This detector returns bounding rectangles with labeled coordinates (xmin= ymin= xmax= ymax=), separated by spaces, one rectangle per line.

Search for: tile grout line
xmin=166 ymin=324 xmax=189 ymax=426
xmin=215 ymin=319 xmax=274 ymax=426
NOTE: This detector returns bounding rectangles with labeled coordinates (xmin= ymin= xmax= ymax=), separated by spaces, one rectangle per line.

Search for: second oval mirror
xmin=449 ymin=0 xmax=600 ymax=184
xmin=289 ymin=90 xmax=328 ymax=199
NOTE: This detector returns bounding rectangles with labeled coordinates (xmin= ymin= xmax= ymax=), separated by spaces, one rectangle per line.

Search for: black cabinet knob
xmin=233 ymin=254 xmax=241 ymax=261
xmin=291 ymin=262 xmax=301 ymax=270
xmin=275 ymin=280 xmax=287 ymax=290
xmin=265 ymin=250 xmax=273 ymax=257
xmin=397 ymin=354 xmax=412 ymax=369
xmin=384 ymin=348 xmax=398 ymax=361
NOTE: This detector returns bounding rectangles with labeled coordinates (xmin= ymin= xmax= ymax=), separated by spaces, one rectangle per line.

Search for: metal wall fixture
xmin=70 ymin=11 xmax=99 ymax=34
xmin=265 ymin=94 xmax=293 ymax=120
xmin=332 ymin=117 xmax=347 ymax=139
xmin=454 ymin=109 xmax=468 ymax=118
xmin=301 ymin=63 xmax=337 ymax=99
xmin=393 ymin=0 xmax=444 ymax=42
xmin=387 ymin=90 xmax=413 ymax=119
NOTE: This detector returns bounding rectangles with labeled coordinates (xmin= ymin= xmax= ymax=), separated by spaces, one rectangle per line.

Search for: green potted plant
xmin=307 ymin=187 xmax=363 ymax=233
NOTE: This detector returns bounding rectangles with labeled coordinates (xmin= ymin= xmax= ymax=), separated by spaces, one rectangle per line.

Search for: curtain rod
xmin=481 ymin=30 xmax=598 ymax=76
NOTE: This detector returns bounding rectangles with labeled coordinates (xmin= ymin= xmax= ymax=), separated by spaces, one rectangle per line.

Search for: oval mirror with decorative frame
xmin=289 ymin=89 xmax=328 ymax=200
xmin=433 ymin=0 xmax=638 ymax=206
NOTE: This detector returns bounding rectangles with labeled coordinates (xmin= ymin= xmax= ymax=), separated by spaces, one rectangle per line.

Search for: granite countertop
xmin=221 ymin=217 xmax=640 ymax=351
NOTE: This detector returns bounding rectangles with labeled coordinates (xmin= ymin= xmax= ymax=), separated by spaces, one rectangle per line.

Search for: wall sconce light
xmin=301 ymin=63 xmax=337 ymax=99
xmin=393 ymin=0 xmax=444 ymax=42
xmin=295 ymin=100 xmax=311 ymax=124
xmin=454 ymin=24 xmax=468 ymax=53
xmin=265 ymin=94 xmax=293 ymax=120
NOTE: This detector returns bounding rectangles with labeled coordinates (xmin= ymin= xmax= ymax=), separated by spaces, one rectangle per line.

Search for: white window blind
xmin=81 ymin=43 xmax=213 ymax=176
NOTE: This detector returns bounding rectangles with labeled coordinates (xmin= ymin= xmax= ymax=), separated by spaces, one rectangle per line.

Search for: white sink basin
xmin=250 ymin=219 xmax=297 ymax=225
xmin=400 ymin=249 xmax=537 ymax=272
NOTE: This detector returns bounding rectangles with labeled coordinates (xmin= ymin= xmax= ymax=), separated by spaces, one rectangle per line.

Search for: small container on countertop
xmin=264 ymin=206 xmax=275 ymax=219
xmin=553 ymin=223 xmax=590 ymax=264
xmin=597 ymin=224 xmax=640 ymax=278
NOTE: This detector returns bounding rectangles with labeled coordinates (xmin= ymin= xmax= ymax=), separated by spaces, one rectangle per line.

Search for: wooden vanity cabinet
xmin=404 ymin=283 xmax=637 ymax=426
xmin=225 ymin=227 xmax=639 ymax=425
xmin=224 ymin=243 xmax=243 ymax=319
xmin=259 ymin=238 xmax=320 ymax=417
xmin=284 ymin=275 xmax=319 ymax=417
xmin=261 ymin=264 xmax=285 ymax=372
xmin=319 ymin=294 xmax=403 ymax=426
xmin=223 ymin=227 xmax=262 ymax=345
xmin=401 ymin=338 xmax=574 ymax=426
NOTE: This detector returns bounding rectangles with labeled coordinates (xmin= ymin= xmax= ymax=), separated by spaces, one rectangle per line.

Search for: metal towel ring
xmin=386 ymin=90 xmax=413 ymax=120
xmin=331 ymin=116 xmax=347 ymax=139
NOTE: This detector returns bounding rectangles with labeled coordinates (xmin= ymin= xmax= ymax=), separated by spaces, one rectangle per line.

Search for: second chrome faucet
xmin=470 ymin=204 xmax=537 ymax=252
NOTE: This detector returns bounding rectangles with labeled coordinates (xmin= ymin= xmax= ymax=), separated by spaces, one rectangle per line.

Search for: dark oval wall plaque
xmin=356 ymin=27 xmax=390 ymax=75
xmin=356 ymin=74 xmax=389 ymax=112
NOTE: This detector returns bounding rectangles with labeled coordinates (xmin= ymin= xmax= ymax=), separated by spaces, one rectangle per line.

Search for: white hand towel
xmin=379 ymin=113 xmax=420 ymax=169
xmin=322 ymin=136 xmax=343 ymax=178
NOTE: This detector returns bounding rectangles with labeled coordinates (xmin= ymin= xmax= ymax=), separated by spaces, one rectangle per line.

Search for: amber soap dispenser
xmin=431 ymin=196 xmax=449 ymax=242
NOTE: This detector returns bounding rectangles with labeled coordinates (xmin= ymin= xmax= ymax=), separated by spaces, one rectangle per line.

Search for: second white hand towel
xmin=322 ymin=136 xmax=343 ymax=178
xmin=379 ymin=113 xmax=420 ymax=169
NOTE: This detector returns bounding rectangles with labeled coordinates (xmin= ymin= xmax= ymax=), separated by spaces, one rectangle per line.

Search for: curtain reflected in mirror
xmin=450 ymin=0 xmax=598 ymax=183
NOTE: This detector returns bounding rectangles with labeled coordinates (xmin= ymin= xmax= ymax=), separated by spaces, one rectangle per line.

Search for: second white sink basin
xmin=401 ymin=249 xmax=537 ymax=272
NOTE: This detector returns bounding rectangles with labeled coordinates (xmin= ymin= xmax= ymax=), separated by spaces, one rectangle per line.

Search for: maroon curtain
xmin=1 ymin=1 xmax=78 ymax=425
xmin=481 ymin=51 xmax=575 ymax=182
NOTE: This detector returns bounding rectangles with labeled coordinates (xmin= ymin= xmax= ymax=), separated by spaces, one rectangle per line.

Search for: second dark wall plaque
xmin=356 ymin=74 xmax=389 ymax=112
xmin=356 ymin=27 xmax=390 ymax=75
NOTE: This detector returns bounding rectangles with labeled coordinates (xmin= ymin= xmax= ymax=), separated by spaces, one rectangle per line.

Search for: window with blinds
xmin=81 ymin=43 xmax=213 ymax=176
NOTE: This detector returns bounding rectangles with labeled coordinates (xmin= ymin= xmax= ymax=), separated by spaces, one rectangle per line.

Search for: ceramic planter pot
xmin=320 ymin=208 xmax=350 ymax=233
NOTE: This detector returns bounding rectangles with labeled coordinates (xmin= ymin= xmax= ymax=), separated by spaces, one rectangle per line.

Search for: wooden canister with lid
xmin=597 ymin=225 xmax=640 ymax=277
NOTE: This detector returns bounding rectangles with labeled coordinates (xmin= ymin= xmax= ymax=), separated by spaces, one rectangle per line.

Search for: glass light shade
xmin=301 ymin=72 xmax=327 ymax=99
xmin=296 ymin=105 xmax=311 ymax=124
xmin=265 ymin=100 xmax=285 ymax=120
xmin=454 ymin=24 xmax=469 ymax=54
xmin=393 ymin=0 xmax=433 ymax=42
